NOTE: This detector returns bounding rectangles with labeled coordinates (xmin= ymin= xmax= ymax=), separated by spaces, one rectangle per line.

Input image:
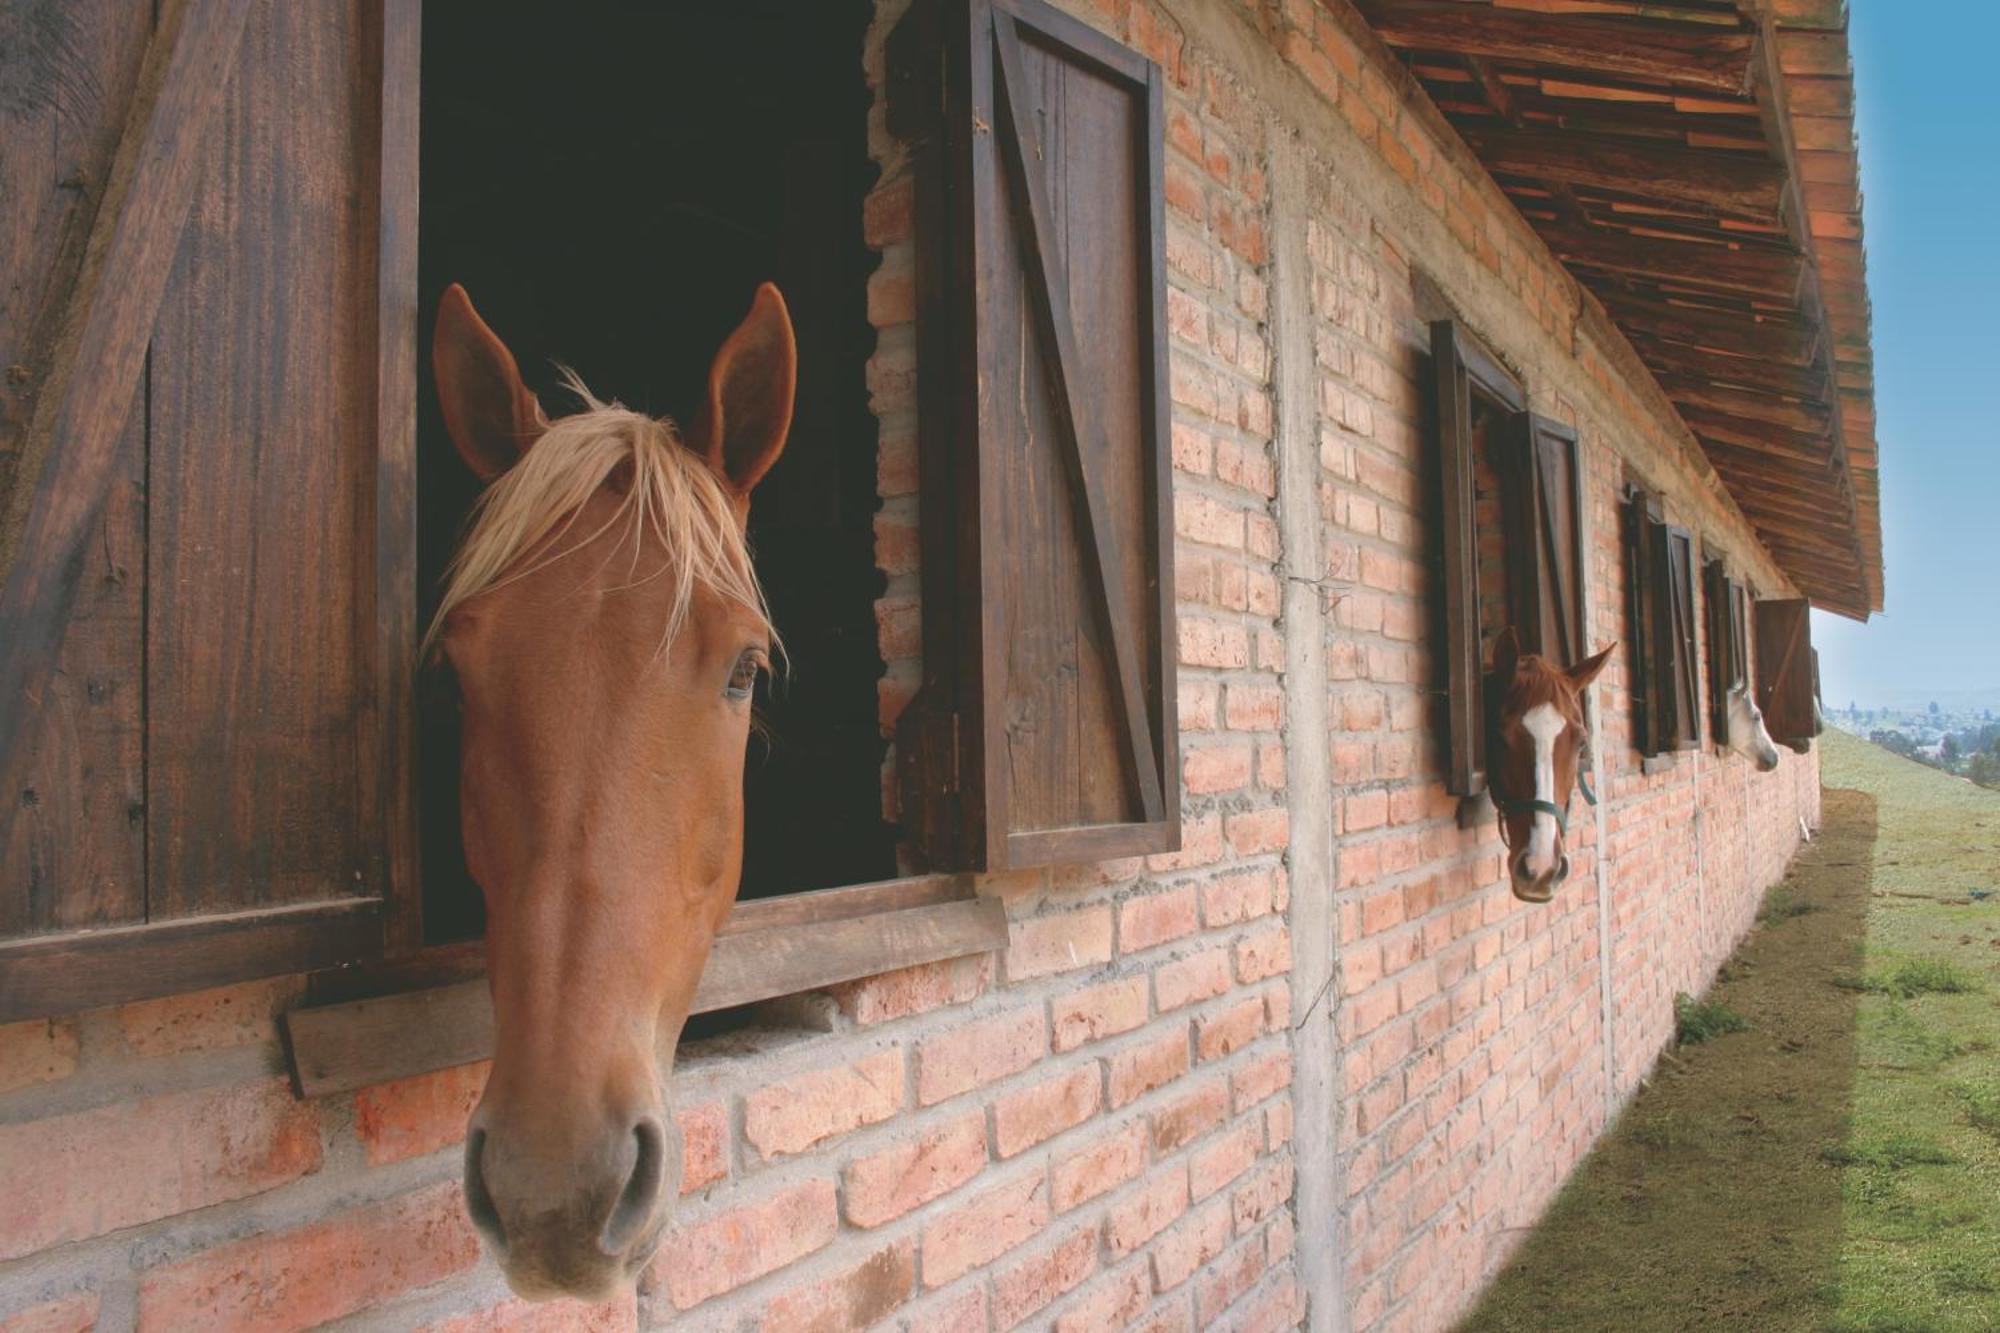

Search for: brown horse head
xmin=429 ymin=282 xmax=795 ymax=1298
xmin=1487 ymin=628 xmax=1615 ymax=904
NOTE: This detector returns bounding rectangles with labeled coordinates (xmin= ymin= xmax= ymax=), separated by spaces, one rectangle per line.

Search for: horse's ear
xmin=690 ymin=282 xmax=796 ymax=502
xmin=433 ymin=284 xmax=545 ymax=481
xmin=1490 ymin=627 xmax=1521 ymax=680
xmin=1568 ymin=642 xmax=1616 ymax=690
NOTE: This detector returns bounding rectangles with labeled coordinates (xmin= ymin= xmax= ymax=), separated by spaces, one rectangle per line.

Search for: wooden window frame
xmin=1704 ymin=555 xmax=1750 ymax=748
xmin=286 ymin=0 xmax=1177 ymax=1094
xmin=1 ymin=4 xmax=1009 ymax=1044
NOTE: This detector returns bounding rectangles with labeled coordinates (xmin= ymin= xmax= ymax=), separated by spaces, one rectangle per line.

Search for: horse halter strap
xmin=1492 ymin=741 xmax=1597 ymax=849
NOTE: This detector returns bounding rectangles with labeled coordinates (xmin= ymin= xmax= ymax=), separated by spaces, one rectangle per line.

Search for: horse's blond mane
xmin=423 ymin=372 xmax=772 ymax=659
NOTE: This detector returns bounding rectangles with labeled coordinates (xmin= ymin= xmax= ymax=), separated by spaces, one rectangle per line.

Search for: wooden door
xmin=0 ymin=0 xmax=418 ymax=1021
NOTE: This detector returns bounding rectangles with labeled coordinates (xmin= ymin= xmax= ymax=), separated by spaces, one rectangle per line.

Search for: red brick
xmin=1182 ymin=743 xmax=1253 ymax=795
xmin=918 ymin=1007 xmax=1046 ymax=1105
xmin=1108 ymin=1028 xmax=1191 ymax=1108
xmin=1052 ymin=976 xmax=1150 ymax=1051
xmin=1236 ymin=927 xmax=1294 ymax=982
xmin=995 ymin=1064 xmax=1101 ymax=1158
xmin=118 ymin=977 xmax=302 ymax=1057
xmin=1190 ymin=1120 xmax=1261 ymax=1200
xmin=1202 ymin=870 xmax=1275 ymax=927
xmin=1054 ymin=1264 xmax=1152 ymax=1333
xmin=1052 ymin=1121 xmax=1148 ymax=1212
xmin=1006 ymin=907 xmax=1114 ymax=981
xmin=1151 ymin=1198 xmax=1233 ymax=1292
xmin=1 ymin=1077 xmax=319 ymax=1262
xmin=1222 ymin=683 xmax=1283 ymax=733
xmin=1153 ymin=1076 xmax=1231 ymax=1153
xmin=0 ymin=1018 xmax=77 ymax=1096
xmin=905 ymin=1284 xmax=988 ymax=1333
xmin=654 ymin=1179 xmax=839 ymax=1311
xmin=922 ymin=1172 xmax=1050 ymax=1287
xmin=420 ymin=1294 xmax=636 ymax=1332
xmin=137 ymin=1181 xmax=478 ymax=1333
xmin=1194 ymin=1233 xmax=1268 ymax=1327
xmin=678 ymin=1100 xmax=729 ymax=1194
xmin=1233 ymin=1158 xmax=1293 ymax=1231
xmin=830 ymin=954 xmax=990 ymax=1026
xmin=1155 ymin=947 xmax=1232 ymax=1012
xmin=1104 ymin=1167 xmax=1190 ymax=1257
xmin=844 ymin=1111 xmax=986 ymax=1228
xmin=1225 ymin=807 xmax=1290 ymax=856
xmin=756 ymin=1238 xmax=916 ymax=1333
xmin=1120 ymin=886 xmax=1200 ymax=953
xmin=745 ymin=1048 xmax=904 ymax=1159
xmin=0 ymin=1293 xmax=97 ymax=1333
xmin=1197 ymin=997 xmax=1266 ymax=1062
xmin=354 ymin=1060 xmax=488 ymax=1166
xmin=1234 ymin=1049 xmax=1293 ymax=1111
xmin=863 ymin=177 xmax=913 ymax=247
xmin=990 ymin=1227 xmax=1098 ymax=1330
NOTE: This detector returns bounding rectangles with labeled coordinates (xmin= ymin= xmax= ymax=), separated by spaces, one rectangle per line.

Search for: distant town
xmin=1828 ymin=700 xmax=2000 ymax=789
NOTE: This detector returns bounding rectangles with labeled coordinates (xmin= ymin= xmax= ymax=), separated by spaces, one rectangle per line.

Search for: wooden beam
xmin=1680 ymin=406 xmax=1829 ymax=457
xmin=1538 ymin=223 xmax=1803 ymax=300
xmin=1463 ymin=127 xmax=1785 ymax=220
xmin=1604 ymin=294 xmax=1819 ymax=365
xmin=1356 ymin=1 xmax=1757 ymax=95
xmin=0 ymin=0 xmax=255 ymax=841
xmin=1664 ymin=377 xmax=1829 ymax=436
xmin=1629 ymin=338 xmax=1828 ymax=399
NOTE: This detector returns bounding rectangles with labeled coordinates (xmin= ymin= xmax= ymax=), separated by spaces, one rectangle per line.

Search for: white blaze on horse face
xmin=1521 ymin=703 xmax=1565 ymax=876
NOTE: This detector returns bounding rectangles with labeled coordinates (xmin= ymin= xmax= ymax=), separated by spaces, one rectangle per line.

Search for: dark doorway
xmin=417 ymin=1 xmax=893 ymax=940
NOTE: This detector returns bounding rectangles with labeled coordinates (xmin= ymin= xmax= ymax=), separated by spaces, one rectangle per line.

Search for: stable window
xmin=2 ymin=0 xmax=1177 ymax=1048
xmin=1431 ymin=321 xmax=1587 ymax=805
xmin=1623 ymin=486 xmax=1699 ymax=760
xmin=1704 ymin=556 xmax=1750 ymax=746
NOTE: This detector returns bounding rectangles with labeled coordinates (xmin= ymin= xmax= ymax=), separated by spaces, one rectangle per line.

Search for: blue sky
xmin=1810 ymin=1 xmax=2000 ymax=708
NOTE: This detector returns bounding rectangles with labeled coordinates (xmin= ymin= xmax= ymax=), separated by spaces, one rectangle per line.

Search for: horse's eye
xmin=724 ymin=648 xmax=760 ymax=700
xmin=725 ymin=649 xmax=764 ymax=701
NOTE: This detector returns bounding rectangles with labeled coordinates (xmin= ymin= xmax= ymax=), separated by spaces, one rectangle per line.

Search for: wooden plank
xmin=0 ymin=897 xmax=380 ymax=1024
xmin=1627 ymin=335 xmax=1828 ymax=396
xmin=1463 ymin=127 xmax=1785 ymax=220
xmin=370 ymin=0 xmax=423 ymax=953
xmin=1603 ymin=293 xmax=1818 ymax=365
xmin=146 ymin=1 xmax=380 ymax=917
xmin=1539 ymin=223 xmax=1803 ymax=299
xmin=285 ymin=894 xmax=1012 ymax=1098
xmin=1356 ymin=0 xmax=1757 ymax=94
xmin=1662 ymin=377 xmax=1830 ymax=435
xmin=0 ymin=0 xmax=255 ymax=853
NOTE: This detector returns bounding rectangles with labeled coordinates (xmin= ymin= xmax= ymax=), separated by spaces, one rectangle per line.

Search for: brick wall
xmin=0 ymin=2 xmax=1822 ymax=1331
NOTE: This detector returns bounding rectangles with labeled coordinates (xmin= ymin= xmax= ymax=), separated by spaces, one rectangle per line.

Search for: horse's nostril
xmin=1555 ymin=853 xmax=1571 ymax=883
xmin=464 ymin=1128 xmax=506 ymax=1252
xmin=601 ymin=1117 xmax=667 ymax=1256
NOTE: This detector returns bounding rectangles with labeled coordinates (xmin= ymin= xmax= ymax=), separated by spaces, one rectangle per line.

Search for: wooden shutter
xmin=1661 ymin=526 xmax=1699 ymax=748
xmin=1704 ymin=559 xmax=1751 ymax=745
xmin=0 ymin=0 xmax=419 ymax=1021
xmin=889 ymin=0 xmax=1176 ymax=870
xmin=1431 ymin=320 xmax=1526 ymax=798
xmin=1507 ymin=414 xmax=1585 ymax=668
xmin=1755 ymin=597 xmax=1816 ymax=748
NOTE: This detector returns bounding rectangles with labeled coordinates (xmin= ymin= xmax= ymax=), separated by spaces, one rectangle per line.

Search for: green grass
xmin=1674 ymin=991 xmax=1751 ymax=1045
xmin=1458 ymin=731 xmax=2000 ymax=1332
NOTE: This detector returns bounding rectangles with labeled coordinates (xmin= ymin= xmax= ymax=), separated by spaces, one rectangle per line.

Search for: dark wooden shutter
xmin=1756 ymin=597 xmax=1816 ymax=748
xmin=1431 ymin=320 xmax=1525 ymax=798
xmin=0 ymin=0 xmax=419 ymax=1021
xmin=890 ymin=0 xmax=1176 ymax=870
xmin=1662 ymin=526 xmax=1699 ymax=748
xmin=1623 ymin=486 xmax=1661 ymax=755
xmin=1507 ymin=413 xmax=1584 ymax=668
xmin=1704 ymin=559 xmax=1751 ymax=745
